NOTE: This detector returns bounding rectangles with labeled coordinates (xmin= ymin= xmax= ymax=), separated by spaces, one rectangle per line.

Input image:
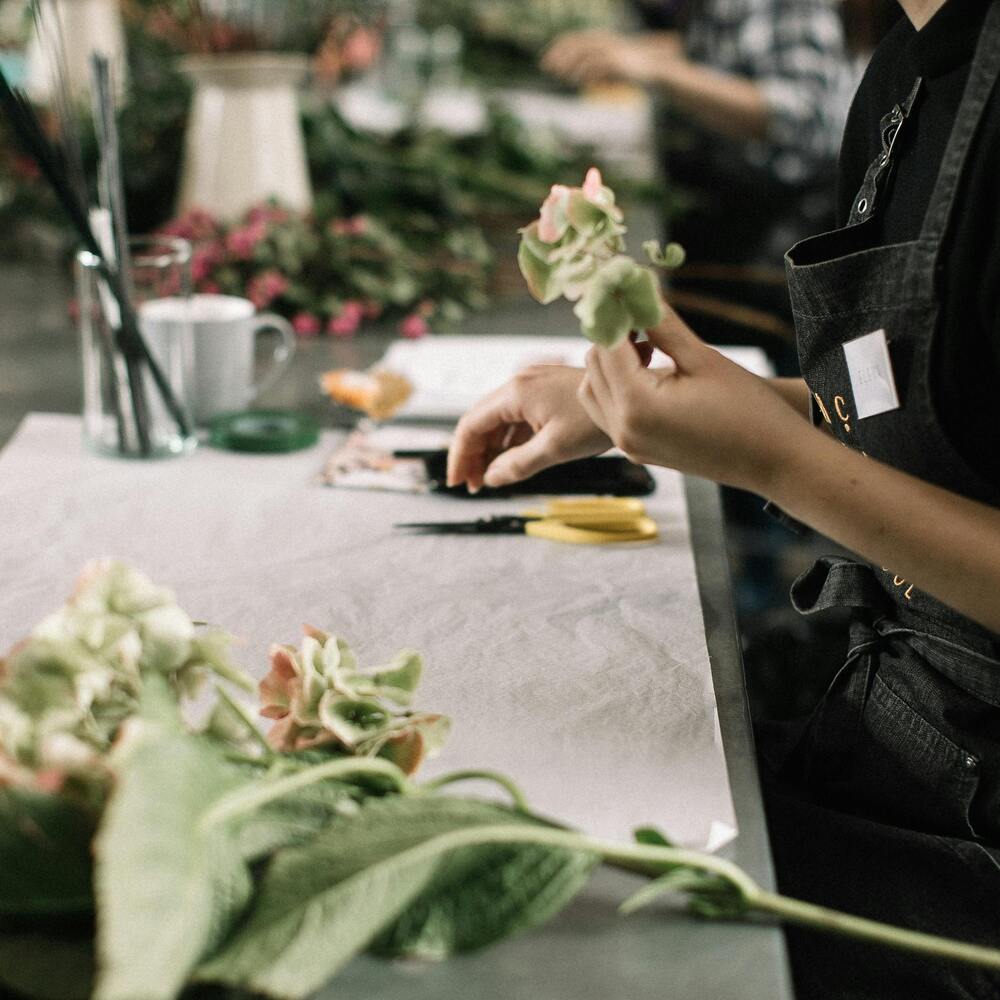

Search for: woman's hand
xmin=447 ymin=365 xmax=611 ymax=492
xmin=577 ymin=305 xmax=810 ymax=495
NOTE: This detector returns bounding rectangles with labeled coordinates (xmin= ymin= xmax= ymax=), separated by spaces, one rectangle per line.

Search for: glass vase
xmin=75 ymin=237 xmax=197 ymax=459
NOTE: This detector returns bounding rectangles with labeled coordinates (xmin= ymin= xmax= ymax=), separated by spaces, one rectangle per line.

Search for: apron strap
xmin=847 ymin=77 xmax=922 ymax=228
xmin=917 ymin=2 xmax=1000 ymax=261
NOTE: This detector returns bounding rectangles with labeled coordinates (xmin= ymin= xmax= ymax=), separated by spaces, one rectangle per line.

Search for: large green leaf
xmin=198 ymin=796 xmax=597 ymax=999
xmin=373 ymin=837 xmax=597 ymax=960
xmin=0 ymin=790 xmax=95 ymax=919
xmin=230 ymin=774 xmax=364 ymax=863
xmin=92 ymin=678 xmax=252 ymax=1000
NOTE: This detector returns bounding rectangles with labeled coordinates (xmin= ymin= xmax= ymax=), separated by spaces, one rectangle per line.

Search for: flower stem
xmin=200 ymin=756 xmax=412 ymax=830
xmin=213 ymin=686 xmax=274 ymax=760
xmin=378 ymin=822 xmax=1000 ymax=973
xmin=420 ymin=769 xmax=532 ymax=812
xmin=750 ymin=889 xmax=1000 ymax=971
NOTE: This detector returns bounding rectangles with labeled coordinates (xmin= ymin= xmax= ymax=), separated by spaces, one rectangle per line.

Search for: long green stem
xmin=200 ymin=757 xmax=412 ymax=831
xmin=751 ymin=889 xmax=1000 ymax=971
xmin=419 ymin=769 xmax=532 ymax=812
xmin=380 ymin=823 xmax=1000 ymax=973
xmin=213 ymin=687 xmax=274 ymax=760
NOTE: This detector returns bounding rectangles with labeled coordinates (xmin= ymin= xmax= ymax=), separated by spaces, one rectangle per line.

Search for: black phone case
xmin=423 ymin=451 xmax=656 ymax=498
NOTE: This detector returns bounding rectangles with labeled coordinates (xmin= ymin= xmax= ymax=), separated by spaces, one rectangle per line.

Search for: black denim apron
xmin=763 ymin=12 xmax=1000 ymax=996
xmin=779 ymin=1 xmax=1000 ymax=846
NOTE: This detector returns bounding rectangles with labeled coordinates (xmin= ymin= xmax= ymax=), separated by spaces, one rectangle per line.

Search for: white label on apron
xmin=843 ymin=329 xmax=900 ymax=419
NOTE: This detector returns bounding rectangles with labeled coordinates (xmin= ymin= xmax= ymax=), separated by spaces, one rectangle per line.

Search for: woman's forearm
xmin=768 ymin=377 xmax=812 ymax=419
xmin=650 ymin=59 xmax=771 ymax=140
xmin=769 ymin=422 xmax=1000 ymax=633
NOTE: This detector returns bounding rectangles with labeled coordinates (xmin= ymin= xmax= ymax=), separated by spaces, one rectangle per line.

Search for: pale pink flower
xmin=398 ymin=313 xmax=429 ymax=339
xmin=247 ymin=270 xmax=289 ymax=309
xmin=161 ymin=207 xmax=219 ymax=242
xmin=326 ymin=300 xmax=364 ymax=337
xmin=191 ymin=242 xmax=224 ymax=283
xmin=538 ymin=184 xmax=572 ymax=243
xmin=246 ymin=203 xmax=291 ymax=227
xmin=582 ymin=166 xmax=604 ymax=202
xmin=292 ymin=312 xmax=322 ymax=338
xmin=226 ymin=220 xmax=268 ymax=260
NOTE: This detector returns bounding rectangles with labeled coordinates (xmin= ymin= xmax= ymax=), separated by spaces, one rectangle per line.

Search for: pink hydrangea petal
xmin=537 ymin=184 xmax=570 ymax=243
xmin=582 ymin=167 xmax=604 ymax=202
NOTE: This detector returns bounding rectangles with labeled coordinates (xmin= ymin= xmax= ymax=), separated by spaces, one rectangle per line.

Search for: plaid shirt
xmin=684 ymin=0 xmax=858 ymax=185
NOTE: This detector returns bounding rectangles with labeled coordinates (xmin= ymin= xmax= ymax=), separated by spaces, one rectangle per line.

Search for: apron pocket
xmin=854 ymin=673 xmax=981 ymax=838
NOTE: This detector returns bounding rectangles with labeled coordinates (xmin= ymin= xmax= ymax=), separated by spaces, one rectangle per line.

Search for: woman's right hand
xmin=446 ymin=365 xmax=611 ymax=492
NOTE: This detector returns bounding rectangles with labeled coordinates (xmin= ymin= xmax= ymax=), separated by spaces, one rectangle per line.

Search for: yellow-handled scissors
xmin=396 ymin=497 xmax=658 ymax=545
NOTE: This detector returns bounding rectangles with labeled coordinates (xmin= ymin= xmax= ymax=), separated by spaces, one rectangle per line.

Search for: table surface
xmin=0 ymin=260 xmax=794 ymax=1000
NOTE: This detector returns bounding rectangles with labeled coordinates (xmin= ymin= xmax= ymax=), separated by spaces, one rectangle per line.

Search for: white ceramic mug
xmin=140 ymin=294 xmax=295 ymax=425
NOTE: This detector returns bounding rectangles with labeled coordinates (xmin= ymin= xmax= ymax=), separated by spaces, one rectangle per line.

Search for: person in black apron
xmin=447 ymin=3 xmax=1000 ymax=996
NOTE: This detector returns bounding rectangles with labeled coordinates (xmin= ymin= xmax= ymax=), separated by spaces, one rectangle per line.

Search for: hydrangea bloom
xmin=259 ymin=626 xmax=449 ymax=775
xmin=0 ymin=560 xmax=249 ymax=792
xmin=518 ymin=167 xmax=684 ymax=347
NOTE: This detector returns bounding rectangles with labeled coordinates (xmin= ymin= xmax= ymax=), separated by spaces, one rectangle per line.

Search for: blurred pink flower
xmin=327 ymin=300 xmax=364 ymax=337
xmin=329 ymin=215 xmax=368 ymax=237
xmin=399 ymin=313 xmax=429 ymax=339
xmin=293 ymin=312 xmax=322 ymax=338
xmin=200 ymin=281 xmax=221 ymax=295
xmin=161 ymin=207 xmax=219 ymax=242
xmin=246 ymin=203 xmax=291 ymax=226
xmin=341 ymin=26 xmax=382 ymax=71
xmin=191 ymin=242 xmax=224 ymax=283
xmin=247 ymin=270 xmax=289 ymax=308
xmin=226 ymin=219 xmax=268 ymax=260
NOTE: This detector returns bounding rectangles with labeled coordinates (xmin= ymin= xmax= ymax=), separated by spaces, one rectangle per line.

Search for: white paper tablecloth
xmin=0 ymin=414 xmax=736 ymax=849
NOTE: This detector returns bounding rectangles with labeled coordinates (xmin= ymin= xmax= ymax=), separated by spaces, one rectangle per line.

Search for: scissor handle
xmin=525 ymin=515 xmax=658 ymax=545
xmin=522 ymin=498 xmax=648 ymax=519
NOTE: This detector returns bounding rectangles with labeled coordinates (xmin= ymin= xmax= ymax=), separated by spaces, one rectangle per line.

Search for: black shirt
xmin=836 ymin=0 xmax=1000 ymax=484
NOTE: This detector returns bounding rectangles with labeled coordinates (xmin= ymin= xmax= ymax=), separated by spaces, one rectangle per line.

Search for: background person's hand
xmin=541 ymin=29 xmax=680 ymax=86
xmin=578 ymin=306 xmax=809 ymax=496
xmin=447 ymin=365 xmax=611 ymax=492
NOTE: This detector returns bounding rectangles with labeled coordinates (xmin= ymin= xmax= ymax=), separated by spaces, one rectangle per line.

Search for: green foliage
xmin=198 ymin=795 xmax=597 ymax=998
xmin=0 ymin=789 xmax=95 ymax=919
xmin=92 ymin=677 xmax=253 ymax=1000
xmin=417 ymin=0 xmax=618 ymax=87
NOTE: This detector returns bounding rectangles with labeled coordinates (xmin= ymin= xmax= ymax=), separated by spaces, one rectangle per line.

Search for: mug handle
xmin=249 ymin=313 xmax=296 ymax=401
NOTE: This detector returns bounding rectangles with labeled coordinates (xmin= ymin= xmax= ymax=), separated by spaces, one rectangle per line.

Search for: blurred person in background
xmin=542 ymin=0 xmax=858 ymax=276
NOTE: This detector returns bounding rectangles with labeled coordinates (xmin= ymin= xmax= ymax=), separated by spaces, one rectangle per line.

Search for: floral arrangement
xmin=159 ymin=199 xmax=490 ymax=338
xmin=519 ymin=167 xmax=685 ymax=347
xmin=3 ymin=561 xmax=1000 ymax=1000
xmin=417 ymin=0 xmax=617 ymax=85
xmin=127 ymin=0 xmax=384 ymax=56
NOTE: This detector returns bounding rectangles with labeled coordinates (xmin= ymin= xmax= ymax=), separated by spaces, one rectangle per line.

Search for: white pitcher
xmin=177 ymin=52 xmax=313 ymax=221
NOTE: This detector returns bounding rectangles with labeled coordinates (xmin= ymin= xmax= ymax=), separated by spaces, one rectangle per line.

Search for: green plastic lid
xmin=208 ymin=410 xmax=320 ymax=453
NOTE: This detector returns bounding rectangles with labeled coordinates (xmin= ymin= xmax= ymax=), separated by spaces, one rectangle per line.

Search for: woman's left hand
xmin=578 ymin=304 xmax=810 ymax=496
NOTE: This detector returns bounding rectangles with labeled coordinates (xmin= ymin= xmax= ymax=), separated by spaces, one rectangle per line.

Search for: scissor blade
xmin=395 ymin=516 xmax=529 ymax=534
